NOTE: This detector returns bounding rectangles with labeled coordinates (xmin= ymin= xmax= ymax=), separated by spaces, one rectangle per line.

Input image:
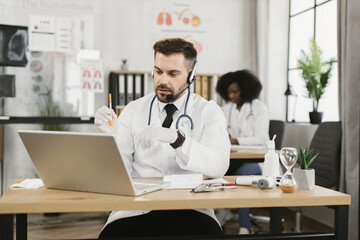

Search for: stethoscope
xmin=148 ymin=88 xmax=194 ymax=130
xmin=227 ymin=102 xmax=253 ymax=129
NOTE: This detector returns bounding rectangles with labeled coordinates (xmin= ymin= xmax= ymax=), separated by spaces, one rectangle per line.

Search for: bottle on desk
xmin=262 ymin=135 xmax=280 ymax=186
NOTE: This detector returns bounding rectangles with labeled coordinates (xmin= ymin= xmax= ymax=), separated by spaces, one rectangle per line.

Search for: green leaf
xmin=296 ymin=147 xmax=319 ymax=169
xmin=307 ymin=152 xmax=319 ymax=169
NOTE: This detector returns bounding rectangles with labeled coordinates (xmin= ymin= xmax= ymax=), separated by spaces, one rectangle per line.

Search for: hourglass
xmin=279 ymin=147 xmax=298 ymax=193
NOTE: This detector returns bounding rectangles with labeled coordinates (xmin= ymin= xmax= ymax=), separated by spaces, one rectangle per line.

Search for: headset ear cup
xmin=187 ymin=61 xmax=197 ymax=84
xmin=151 ymin=70 xmax=154 ymax=79
xmin=191 ymin=74 xmax=196 ymax=83
xmin=187 ymin=71 xmax=193 ymax=84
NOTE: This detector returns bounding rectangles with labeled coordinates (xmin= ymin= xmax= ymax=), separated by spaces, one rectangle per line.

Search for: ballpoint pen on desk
xmin=108 ymin=93 xmax=113 ymax=126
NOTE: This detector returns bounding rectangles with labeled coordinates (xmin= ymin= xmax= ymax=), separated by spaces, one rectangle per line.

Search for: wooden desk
xmin=228 ymin=148 xmax=275 ymax=174
xmin=0 ymin=177 xmax=351 ymax=240
xmin=230 ymin=148 xmax=270 ymax=160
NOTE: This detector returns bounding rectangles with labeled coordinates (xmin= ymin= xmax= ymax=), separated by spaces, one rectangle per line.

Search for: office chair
xmin=294 ymin=121 xmax=342 ymax=232
xmin=268 ymin=120 xmax=285 ymax=150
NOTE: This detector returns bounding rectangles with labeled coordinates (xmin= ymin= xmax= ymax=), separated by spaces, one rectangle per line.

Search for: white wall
xmin=257 ymin=0 xmax=289 ymax=121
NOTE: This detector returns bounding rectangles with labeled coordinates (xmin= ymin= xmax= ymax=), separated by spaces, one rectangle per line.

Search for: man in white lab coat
xmin=94 ymin=38 xmax=230 ymax=238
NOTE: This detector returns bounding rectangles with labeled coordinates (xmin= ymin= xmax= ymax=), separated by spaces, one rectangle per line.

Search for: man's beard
xmin=155 ymin=84 xmax=174 ymax=103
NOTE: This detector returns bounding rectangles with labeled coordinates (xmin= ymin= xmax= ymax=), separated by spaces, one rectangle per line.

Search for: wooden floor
xmin=22 ymin=208 xmax=333 ymax=239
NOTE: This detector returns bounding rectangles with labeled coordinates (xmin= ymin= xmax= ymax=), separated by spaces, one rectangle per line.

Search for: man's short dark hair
xmin=216 ymin=70 xmax=262 ymax=105
xmin=153 ymin=38 xmax=197 ymax=69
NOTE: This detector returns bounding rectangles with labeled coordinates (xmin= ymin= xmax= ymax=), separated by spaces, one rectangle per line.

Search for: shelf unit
xmin=108 ymin=70 xmax=222 ymax=114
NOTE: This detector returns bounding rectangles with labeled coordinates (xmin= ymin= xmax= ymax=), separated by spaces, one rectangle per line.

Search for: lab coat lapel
xmin=151 ymin=100 xmax=163 ymax=127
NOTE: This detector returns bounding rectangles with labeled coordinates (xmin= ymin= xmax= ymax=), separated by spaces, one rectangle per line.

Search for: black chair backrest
xmin=309 ymin=121 xmax=342 ymax=189
xmin=269 ymin=120 xmax=285 ymax=150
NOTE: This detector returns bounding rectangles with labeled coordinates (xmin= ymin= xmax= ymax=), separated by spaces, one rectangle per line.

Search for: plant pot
xmin=121 ymin=63 xmax=128 ymax=71
xmin=309 ymin=111 xmax=323 ymax=124
xmin=293 ymin=168 xmax=315 ymax=190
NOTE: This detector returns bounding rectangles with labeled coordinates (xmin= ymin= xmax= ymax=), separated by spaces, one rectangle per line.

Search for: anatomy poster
xmin=56 ymin=17 xmax=81 ymax=53
xmin=80 ymin=59 xmax=104 ymax=93
xmin=142 ymin=0 xmax=238 ymax=73
xmin=29 ymin=15 xmax=80 ymax=53
xmin=29 ymin=15 xmax=56 ymax=52
xmin=143 ymin=1 xmax=207 ymax=53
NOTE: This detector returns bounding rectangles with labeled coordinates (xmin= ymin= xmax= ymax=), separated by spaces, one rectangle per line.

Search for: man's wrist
xmin=170 ymin=130 xmax=186 ymax=149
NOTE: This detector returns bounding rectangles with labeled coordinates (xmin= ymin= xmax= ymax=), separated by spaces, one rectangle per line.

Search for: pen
xmin=210 ymin=183 xmax=237 ymax=188
xmin=108 ymin=93 xmax=113 ymax=126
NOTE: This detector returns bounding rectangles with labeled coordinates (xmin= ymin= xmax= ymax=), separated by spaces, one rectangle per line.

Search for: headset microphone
xmin=166 ymin=84 xmax=189 ymax=102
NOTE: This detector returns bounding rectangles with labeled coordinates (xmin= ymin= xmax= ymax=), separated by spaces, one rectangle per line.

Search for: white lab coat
xmin=222 ymin=99 xmax=269 ymax=146
xmin=104 ymin=92 xmax=230 ymax=227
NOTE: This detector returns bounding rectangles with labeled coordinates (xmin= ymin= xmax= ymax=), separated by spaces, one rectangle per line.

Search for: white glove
xmin=94 ymin=106 xmax=118 ymax=134
xmin=135 ymin=126 xmax=178 ymax=149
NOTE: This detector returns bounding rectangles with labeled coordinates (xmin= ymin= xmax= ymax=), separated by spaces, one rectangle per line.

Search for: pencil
xmin=108 ymin=93 xmax=113 ymax=126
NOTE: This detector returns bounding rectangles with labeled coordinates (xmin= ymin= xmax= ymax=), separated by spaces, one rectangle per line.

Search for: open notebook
xmin=18 ymin=130 xmax=169 ymax=196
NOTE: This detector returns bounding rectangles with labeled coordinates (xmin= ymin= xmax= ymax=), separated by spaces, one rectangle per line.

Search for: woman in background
xmin=216 ymin=70 xmax=269 ymax=234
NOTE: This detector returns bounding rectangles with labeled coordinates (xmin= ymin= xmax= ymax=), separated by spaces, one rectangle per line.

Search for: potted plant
xmin=293 ymin=147 xmax=319 ymax=190
xmin=297 ymin=39 xmax=336 ymax=124
xmin=121 ymin=58 xmax=128 ymax=71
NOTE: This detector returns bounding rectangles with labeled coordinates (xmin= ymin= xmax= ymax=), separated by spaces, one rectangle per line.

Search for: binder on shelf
xmin=190 ymin=78 xmax=195 ymax=93
xmin=201 ymin=76 xmax=209 ymax=100
xmin=126 ymin=74 xmax=134 ymax=104
xmin=144 ymin=73 xmax=150 ymax=96
xmin=195 ymin=75 xmax=202 ymax=95
xmin=211 ymin=75 xmax=220 ymax=104
xmin=119 ymin=74 xmax=126 ymax=106
xmin=109 ymin=72 xmax=119 ymax=111
xmin=135 ymin=74 xmax=142 ymax=99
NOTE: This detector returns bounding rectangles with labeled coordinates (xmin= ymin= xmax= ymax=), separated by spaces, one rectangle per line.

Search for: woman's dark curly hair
xmin=216 ymin=70 xmax=262 ymax=105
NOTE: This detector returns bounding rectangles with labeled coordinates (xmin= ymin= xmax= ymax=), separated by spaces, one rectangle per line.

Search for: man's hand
xmin=135 ymin=126 xmax=177 ymax=149
xmin=94 ymin=106 xmax=118 ymax=134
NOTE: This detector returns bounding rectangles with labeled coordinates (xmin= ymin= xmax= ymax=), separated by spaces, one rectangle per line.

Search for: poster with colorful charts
xmin=29 ymin=15 xmax=56 ymax=52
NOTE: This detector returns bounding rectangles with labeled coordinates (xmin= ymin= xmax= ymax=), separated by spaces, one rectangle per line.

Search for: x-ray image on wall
xmin=0 ymin=24 xmax=28 ymax=67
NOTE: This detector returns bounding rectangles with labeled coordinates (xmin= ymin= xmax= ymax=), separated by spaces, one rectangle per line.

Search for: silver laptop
xmin=18 ymin=130 xmax=169 ymax=196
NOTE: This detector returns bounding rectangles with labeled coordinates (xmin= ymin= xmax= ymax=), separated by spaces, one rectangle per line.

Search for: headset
xmin=151 ymin=60 xmax=197 ymax=85
xmin=148 ymin=60 xmax=197 ymax=130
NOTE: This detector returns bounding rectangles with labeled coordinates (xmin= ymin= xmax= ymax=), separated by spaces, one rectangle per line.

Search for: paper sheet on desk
xmin=231 ymin=144 xmax=267 ymax=153
xmin=163 ymin=174 xmax=229 ymax=189
xmin=10 ymin=179 xmax=44 ymax=189
xmin=231 ymin=144 xmax=266 ymax=150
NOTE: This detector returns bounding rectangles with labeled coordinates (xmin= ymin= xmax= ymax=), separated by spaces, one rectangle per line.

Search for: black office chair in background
xmin=294 ymin=121 xmax=342 ymax=232
xmin=268 ymin=120 xmax=285 ymax=150
xmin=310 ymin=121 xmax=342 ymax=188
